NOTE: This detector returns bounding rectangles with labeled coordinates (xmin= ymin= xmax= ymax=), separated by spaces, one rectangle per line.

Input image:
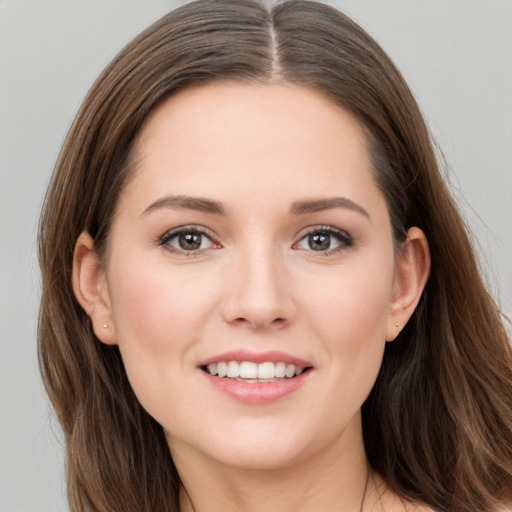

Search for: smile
xmin=204 ymin=361 xmax=307 ymax=382
xmin=199 ymin=351 xmax=313 ymax=404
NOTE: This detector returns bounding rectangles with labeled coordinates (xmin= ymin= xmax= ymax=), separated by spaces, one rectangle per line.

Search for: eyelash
xmin=158 ymin=225 xmax=220 ymax=256
xmin=158 ymin=224 xmax=353 ymax=256
xmin=294 ymin=225 xmax=354 ymax=255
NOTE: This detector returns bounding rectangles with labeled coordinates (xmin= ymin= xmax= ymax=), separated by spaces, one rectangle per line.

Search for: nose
xmin=221 ymin=244 xmax=296 ymax=330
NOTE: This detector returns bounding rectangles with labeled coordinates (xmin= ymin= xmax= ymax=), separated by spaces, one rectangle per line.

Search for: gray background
xmin=1 ymin=1 xmax=511 ymax=510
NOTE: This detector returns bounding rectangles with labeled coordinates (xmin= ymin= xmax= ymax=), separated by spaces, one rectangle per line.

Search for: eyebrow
xmin=141 ymin=195 xmax=226 ymax=216
xmin=290 ymin=197 xmax=370 ymax=219
xmin=141 ymin=195 xmax=369 ymax=219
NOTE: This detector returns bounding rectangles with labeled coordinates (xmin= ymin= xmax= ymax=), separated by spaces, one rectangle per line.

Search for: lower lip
xmin=201 ymin=370 xmax=311 ymax=404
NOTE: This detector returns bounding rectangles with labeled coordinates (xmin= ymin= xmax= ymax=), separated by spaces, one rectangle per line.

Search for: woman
xmin=38 ymin=1 xmax=512 ymax=511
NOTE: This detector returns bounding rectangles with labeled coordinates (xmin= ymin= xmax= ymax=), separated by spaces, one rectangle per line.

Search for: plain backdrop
xmin=1 ymin=1 xmax=511 ymax=510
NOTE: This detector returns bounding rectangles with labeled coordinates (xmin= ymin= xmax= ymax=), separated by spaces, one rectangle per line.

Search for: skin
xmin=73 ymin=82 xmax=431 ymax=511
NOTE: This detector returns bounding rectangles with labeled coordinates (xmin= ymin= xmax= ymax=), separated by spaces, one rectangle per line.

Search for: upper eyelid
xmin=293 ymin=225 xmax=354 ymax=252
xmin=296 ymin=224 xmax=352 ymax=240
xmin=158 ymin=225 xmax=219 ymax=245
xmin=157 ymin=224 xmax=352 ymax=248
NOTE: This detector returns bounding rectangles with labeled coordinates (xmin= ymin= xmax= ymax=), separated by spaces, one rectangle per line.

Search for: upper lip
xmin=198 ymin=350 xmax=312 ymax=368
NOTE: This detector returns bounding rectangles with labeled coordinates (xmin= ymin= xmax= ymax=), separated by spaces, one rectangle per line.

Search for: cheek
xmin=303 ymin=260 xmax=394 ymax=345
xmin=108 ymin=257 xmax=217 ymax=351
xmin=105 ymin=257 xmax=220 ymax=412
xmin=110 ymin=274 xmax=174 ymax=351
xmin=298 ymin=254 xmax=394 ymax=399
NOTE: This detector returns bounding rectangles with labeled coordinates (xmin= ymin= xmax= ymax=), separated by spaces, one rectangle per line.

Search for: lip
xmin=198 ymin=350 xmax=312 ymax=367
xmin=201 ymin=368 xmax=312 ymax=405
xmin=198 ymin=350 xmax=313 ymax=405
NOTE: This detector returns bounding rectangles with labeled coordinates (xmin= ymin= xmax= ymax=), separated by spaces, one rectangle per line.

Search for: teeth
xmin=285 ymin=364 xmax=295 ymax=378
xmin=258 ymin=362 xmax=275 ymax=379
xmin=227 ymin=361 xmax=240 ymax=378
xmin=275 ymin=362 xmax=286 ymax=378
xmin=216 ymin=362 xmax=227 ymax=378
xmin=239 ymin=361 xmax=257 ymax=379
xmin=205 ymin=361 xmax=306 ymax=380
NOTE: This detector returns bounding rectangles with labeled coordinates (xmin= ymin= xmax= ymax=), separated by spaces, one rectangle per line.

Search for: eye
xmin=159 ymin=226 xmax=218 ymax=254
xmin=294 ymin=226 xmax=352 ymax=254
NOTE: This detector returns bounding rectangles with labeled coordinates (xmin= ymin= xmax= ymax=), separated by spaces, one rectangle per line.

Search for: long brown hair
xmin=38 ymin=1 xmax=512 ymax=511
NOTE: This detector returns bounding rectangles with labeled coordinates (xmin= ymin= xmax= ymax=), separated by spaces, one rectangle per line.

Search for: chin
xmin=199 ymin=420 xmax=339 ymax=472
xmin=209 ymin=442 xmax=308 ymax=471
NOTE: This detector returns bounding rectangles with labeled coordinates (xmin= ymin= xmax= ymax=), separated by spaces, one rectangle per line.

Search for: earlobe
xmin=386 ymin=227 xmax=430 ymax=341
xmin=72 ymin=231 xmax=117 ymax=345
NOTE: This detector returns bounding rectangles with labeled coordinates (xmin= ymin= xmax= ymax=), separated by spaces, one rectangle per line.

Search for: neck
xmin=173 ymin=416 xmax=372 ymax=512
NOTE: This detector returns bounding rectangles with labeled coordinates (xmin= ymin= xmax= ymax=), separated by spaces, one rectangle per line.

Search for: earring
xmin=103 ymin=324 xmax=108 ymax=328
xmin=387 ymin=322 xmax=402 ymax=342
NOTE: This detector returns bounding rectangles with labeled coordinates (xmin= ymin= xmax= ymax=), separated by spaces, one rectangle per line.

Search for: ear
xmin=386 ymin=227 xmax=430 ymax=341
xmin=72 ymin=231 xmax=117 ymax=345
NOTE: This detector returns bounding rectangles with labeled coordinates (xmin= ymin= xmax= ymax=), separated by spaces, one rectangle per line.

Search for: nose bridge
xmin=223 ymin=233 xmax=294 ymax=329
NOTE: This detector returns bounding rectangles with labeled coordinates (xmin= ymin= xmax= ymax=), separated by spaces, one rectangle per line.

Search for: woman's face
xmin=87 ymin=82 xmax=419 ymax=470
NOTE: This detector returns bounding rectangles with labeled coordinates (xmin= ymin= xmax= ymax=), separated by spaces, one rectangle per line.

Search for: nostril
xmin=230 ymin=316 xmax=287 ymax=329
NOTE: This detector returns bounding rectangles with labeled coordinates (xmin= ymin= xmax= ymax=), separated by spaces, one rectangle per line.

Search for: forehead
xmin=137 ymin=80 xmax=369 ymax=160
xmin=122 ymin=81 xmax=382 ymax=214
